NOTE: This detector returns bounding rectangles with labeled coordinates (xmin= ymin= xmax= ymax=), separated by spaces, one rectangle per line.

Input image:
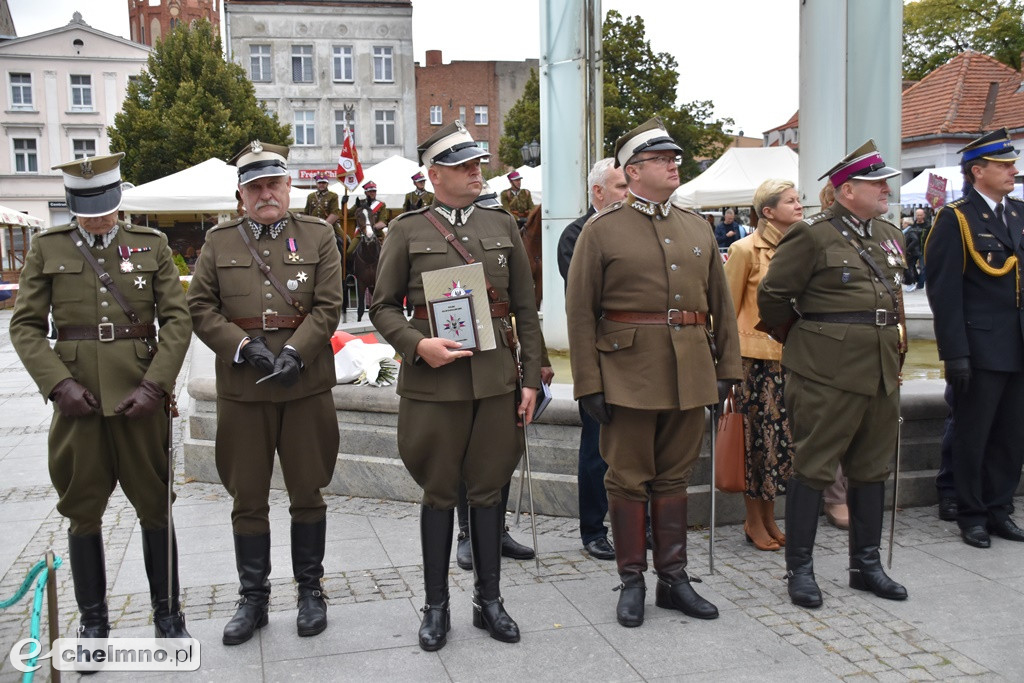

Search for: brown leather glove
xmin=50 ymin=378 xmax=100 ymax=418
xmin=114 ymin=379 xmax=166 ymax=419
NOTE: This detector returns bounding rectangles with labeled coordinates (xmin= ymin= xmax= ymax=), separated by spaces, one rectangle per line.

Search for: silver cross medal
xmin=134 ymin=276 xmax=146 ymax=289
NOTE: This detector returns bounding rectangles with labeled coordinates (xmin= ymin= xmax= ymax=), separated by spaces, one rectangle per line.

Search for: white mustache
xmin=255 ymin=199 xmax=281 ymax=210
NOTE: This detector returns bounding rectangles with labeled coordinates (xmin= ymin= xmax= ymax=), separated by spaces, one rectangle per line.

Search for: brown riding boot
xmin=607 ymin=496 xmax=647 ymax=627
xmin=762 ymin=499 xmax=786 ymax=546
xmin=744 ymin=496 xmax=780 ymax=551
xmin=651 ymin=494 xmax=718 ymax=619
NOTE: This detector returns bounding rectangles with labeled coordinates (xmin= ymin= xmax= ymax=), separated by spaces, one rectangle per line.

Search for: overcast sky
xmin=7 ymin=0 xmax=799 ymax=136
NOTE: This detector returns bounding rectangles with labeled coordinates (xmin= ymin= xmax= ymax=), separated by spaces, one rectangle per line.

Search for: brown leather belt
xmin=802 ymin=310 xmax=899 ymax=327
xmin=412 ymin=300 xmax=511 ymax=320
xmin=231 ymin=313 xmax=306 ymax=331
xmin=57 ymin=323 xmax=156 ymax=342
xmin=603 ymin=309 xmax=707 ymax=326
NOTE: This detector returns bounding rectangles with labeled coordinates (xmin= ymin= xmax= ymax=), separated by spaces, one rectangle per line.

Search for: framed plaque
xmin=427 ymin=294 xmax=480 ymax=351
xmin=421 ymin=262 xmax=495 ymax=350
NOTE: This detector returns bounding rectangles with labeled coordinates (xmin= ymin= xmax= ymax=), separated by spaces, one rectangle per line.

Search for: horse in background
xmin=352 ymin=217 xmax=383 ymax=322
xmin=521 ymin=205 xmax=543 ymax=308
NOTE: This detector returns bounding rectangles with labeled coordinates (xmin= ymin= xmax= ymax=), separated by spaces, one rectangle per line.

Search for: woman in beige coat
xmin=723 ymin=179 xmax=802 ymax=550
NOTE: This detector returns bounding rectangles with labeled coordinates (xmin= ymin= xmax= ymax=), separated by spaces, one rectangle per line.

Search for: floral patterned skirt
xmin=736 ymin=358 xmax=794 ymax=500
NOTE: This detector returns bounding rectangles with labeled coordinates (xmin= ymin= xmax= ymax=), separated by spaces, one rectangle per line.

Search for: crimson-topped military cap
xmin=229 ymin=140 xmax=289 ymax=185
xmin=418 ymin=120 xmax=489 ymax=167
xmin=819 ymin=140 xmax=900 ymax=188
xmin=613 ymin=117 xmax=683 ymax=168
xmin=52 ymin=152 xmax=125 ymax=217
xmin=959 ymin=128 xmax=1019 ymax=163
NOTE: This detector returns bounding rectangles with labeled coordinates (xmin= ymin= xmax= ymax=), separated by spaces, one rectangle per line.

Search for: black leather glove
xmin=114 ymin=379 xmax=166 ymax=419
xmin=579 ymin=392 xmax=612 ymax=425
xmin=945 ymin=357 xmax=971 ymax=395
xmin=50 ymin=378 xmax=100 ymax=418
xmin=241 ymin=336 xmax=275 ymax=373
xmin=273 ymin=347 xmax=302 ymax=388
xmin=716 ymin=380 xmax=733 ymax=408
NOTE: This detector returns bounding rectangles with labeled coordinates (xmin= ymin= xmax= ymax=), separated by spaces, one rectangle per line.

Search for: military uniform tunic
xmin=403 ymin=189 xmax=435 ymax=213
xmin=925 ymin=188 xmax=1024 ymax=527
xmin=369 ymin=202 xmax=541 ymax=509
xmin=757 ymin=201 xmax=905 ymax=489
xmin=500 ymin=188 xmax=534 ymax=223
xmin=10 ymin=220 xmax=192 ymax=535
xmin=565 ymin=195 xmax=742 ymax=501
xmin=304 ymin=189 xmax=340 ymax=227
xmin=187 ymin=211 xmax=344 ymax=534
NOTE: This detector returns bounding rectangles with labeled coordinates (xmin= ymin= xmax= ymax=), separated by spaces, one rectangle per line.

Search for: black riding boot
xmin=470 ymin=504 xmax=520 ymax=643
xmin=418 ymin=505 xmax=454 ymax=651
xmin=292 ymin=519 xmax=329 ymax=636
xmin=608 ymin=496 xmax=647 ymax=627
xmin=784 ymin=478 xmax=824 ymax=608
xmin=222 ymin=533 xmax=271 ymax=645
xmin=651 ymin=494 xmax=718 ymax=619
xmin=456 ymin=482 xmax=472 ymax=570
xmin=848 ymin=482 xmax=908 ymax=600
xmin=500 ymin=481 xmax=535 ymax=560
xmin=68 ymin=532 xmax=110 ymax=640
xmin=141 ymin=528 xmax=191 ymax=638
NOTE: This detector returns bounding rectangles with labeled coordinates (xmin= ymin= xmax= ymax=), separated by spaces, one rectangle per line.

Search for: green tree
xmin=903 ymin=0 xmax=1024 ymax=80
xmin=499 ymin=11 xmax=732 ymax=181
xmin=498 ymin=68 xmax=540 ymax=168
xmin=109 ymin=19 xmax=291 ymax=185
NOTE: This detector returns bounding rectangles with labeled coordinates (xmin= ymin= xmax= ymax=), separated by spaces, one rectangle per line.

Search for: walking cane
xmin=708 ymin=404 xmax=717 ymax=575
xmin=166 ymin=393 xmax=175 ymax=610
xmin=887 ymin=415 xmax=903 ymax=570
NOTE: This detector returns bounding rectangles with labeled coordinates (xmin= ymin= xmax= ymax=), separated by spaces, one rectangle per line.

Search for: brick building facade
xmin=415 ymin=49 xmax=537 ymax=170
xmin=128 ymin=0 xmax=220 ymax=47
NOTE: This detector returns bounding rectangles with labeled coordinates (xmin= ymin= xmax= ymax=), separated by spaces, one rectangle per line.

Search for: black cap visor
xmin=66 ymin=183 xmax=122 ymax=218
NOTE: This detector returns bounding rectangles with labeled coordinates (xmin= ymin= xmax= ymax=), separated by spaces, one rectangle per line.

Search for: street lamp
xmin=520 ymin=139 xmax=541 ymax=167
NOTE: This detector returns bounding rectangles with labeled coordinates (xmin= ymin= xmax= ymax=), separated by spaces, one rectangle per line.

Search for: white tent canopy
xmin=328 ymin=155 xmax=432 ymax=209
xmin=673 ymin=147 xmax=800 ymax=208
xmin=0 ymin=204 xmax=44 ymax=228
xmin=121 ymin=158 xmax=308 ymax=213
xmin=487 ymin=164 xmax=543 ymax=204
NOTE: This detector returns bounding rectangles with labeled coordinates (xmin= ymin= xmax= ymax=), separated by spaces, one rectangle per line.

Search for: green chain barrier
xmin=0 ymin=554 xmax=63 ymax=683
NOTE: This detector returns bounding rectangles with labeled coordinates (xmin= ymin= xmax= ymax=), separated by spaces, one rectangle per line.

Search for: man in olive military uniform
xmin=758 ymin=140 xmax=909 ymax=609
xmin=187 ymin=141 xmax=344 ymax=644
xmin=566 ymin=118 xmax=741 ymax=629
xmin=925 ymin=129 xmax=1024 ymax=548
xmin=500 ymin=169 xmax=534 ymax=228
xmin=403 ymin=170 xmax=434 ymax=213
xmin=355 ymin=180 xmax=387 ymax=231
xmin=370 ymin=120 xmax=541 ymax=652
xmin=303 ymin=173 xmax=340 ymax=229
xmin=10 ymin=153 xmax=193 ymax=641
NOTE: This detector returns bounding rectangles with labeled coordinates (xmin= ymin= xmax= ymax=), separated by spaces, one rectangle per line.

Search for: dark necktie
xmin=995 ymin=203 xmax=1011 ymax=243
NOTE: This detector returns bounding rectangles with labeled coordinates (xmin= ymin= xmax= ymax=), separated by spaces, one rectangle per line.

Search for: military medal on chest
xmin=286 ymin=237 xmax=301 ymax=262
xmin=118 ymin=245 xmax=152 ymax=273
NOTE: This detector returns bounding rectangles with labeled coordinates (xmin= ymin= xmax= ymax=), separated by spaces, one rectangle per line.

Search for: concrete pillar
xmin=799 ymin=0 xmax=902 ymax=219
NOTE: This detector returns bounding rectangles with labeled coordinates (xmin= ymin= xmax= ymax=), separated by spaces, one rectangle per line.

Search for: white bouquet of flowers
xmin=332 ymin=332 xmax=399 ymax=387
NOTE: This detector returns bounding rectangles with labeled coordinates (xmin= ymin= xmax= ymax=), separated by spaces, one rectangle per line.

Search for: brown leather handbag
xmin=715 ymin=389 xmax=746 ymax=493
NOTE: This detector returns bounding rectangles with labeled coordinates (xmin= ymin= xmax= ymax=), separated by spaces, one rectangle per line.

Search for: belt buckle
xmin=262 ymin=311 xmax=279 ymax=332
xmin=97 ymin=322 xmax=115 ymax=342
xmin=874 ymin=309 xmax=888 ymax=326
xmin=667 ymin=308 xmax=680 ymax=325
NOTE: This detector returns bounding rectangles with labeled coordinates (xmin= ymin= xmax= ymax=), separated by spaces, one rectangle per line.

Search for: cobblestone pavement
xmin=0 ymin=310 xmax=1021 ymax=681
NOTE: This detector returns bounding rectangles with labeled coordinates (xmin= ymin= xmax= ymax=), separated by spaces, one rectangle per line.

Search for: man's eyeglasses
xmin=630 ymin=155 xmax=682 ymax=167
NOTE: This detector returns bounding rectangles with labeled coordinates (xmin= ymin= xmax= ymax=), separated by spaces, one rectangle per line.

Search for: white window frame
xmin=474 ymin=105 xmax=488 ymax=125
xmin=374 ymin=109 xmax=395 ymax=146
xmin=429 ymin=105 xmax=442 ymax=125
xmin=69 ymin=74 xmax=93 ymax=111
xmin=477 ymin=140 xmax=490 ymax=161
xmin=334 ymin=109 xmax=356 ymax=144
xmin=9 ymin=73 xmax=33 ymax=110
xmin=250 ymin=44 xmax=271 ymax=83
xmin=294 ymin=110 xmax=316 ymax=146
xmin=372 ymin=46 xmax=394 ymax=83
xmin=458 ymin=106 xmax=466 ymax=123
xmin=72 ymin=138 xmax=97 ymax=160
xmin=12 ymin=137 xmax=39 ymax=173
xmin=291 ymin=45 xmax=314 ymax=83
xmin=332 ymin=45 xmax=354 ymax=82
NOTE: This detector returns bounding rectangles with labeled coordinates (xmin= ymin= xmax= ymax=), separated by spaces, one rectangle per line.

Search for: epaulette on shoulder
xmin=37 ymin=223 xmax=76 ymax=236
xmin=292 ymin=213 xmax=330 ymax=228
xmin=1007 ymin=195 xmax=1024 ymax=205
xmin=946 ymin=197 xmax=967 ymax=208
xmin=392 ymin=205 xmax=430 ymax=222
xmin=208 ymin=215 xmax=245 ymax=232
xmin=597 ymin=200 xmax=626 ymax=217
xmin=123 ymin=222 xmax=162 ymax=236
xmin=803 ymin=210 xmax=829 ymax=226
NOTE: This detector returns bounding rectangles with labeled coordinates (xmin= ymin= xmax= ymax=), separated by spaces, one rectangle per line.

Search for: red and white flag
xmin=337 ymin=127 xmax=363 ymax=191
